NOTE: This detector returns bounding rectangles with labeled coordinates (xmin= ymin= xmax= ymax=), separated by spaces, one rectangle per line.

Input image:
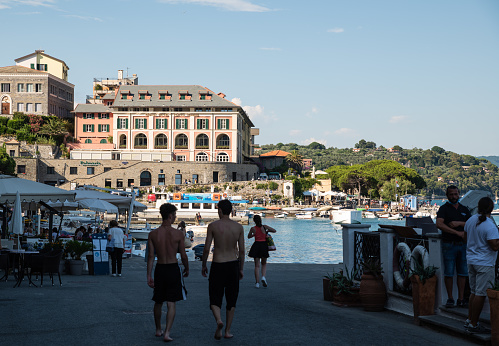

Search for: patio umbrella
xmin=11 ymin=192 xmax=23 ymax=248
xmin=45 ymin=200 xmax=80 ymax=211
xmin=78 ymin=199 xmax=119 ymax=214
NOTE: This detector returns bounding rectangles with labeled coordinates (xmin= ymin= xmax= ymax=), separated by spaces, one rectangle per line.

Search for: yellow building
xmin=15 ymin=50 xmax=69 ymax=82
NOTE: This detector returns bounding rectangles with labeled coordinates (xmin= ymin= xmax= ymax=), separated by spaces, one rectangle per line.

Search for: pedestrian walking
xmin=248 ymin=215 xmax=276 ymax=288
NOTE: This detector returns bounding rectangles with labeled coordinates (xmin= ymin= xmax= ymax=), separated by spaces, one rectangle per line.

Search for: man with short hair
xmin=436 ymin=185 xmax=471 ymax=308
xmin=202 ymin=200 xmax=245 ymax=340
xmin=147 ymin=203 xmax=189 ymax=342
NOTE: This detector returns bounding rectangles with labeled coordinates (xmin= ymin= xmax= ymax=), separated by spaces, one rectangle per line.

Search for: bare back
xmin=148 ymin=225 xmax=184 ymax=264
xmin=208 ymin=218 xmax=244 ymax=263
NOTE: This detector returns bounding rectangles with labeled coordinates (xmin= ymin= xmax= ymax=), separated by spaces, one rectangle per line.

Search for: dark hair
xmin=109 ymin=220 xmax=118 ymax=228
xmin=160 ymin=203 xmax=177 ymax=221
xmin=253 ymin=214 xmax=262 ymax=227
xmin=178 ymin=221 xmax=186 ymax=228
xmin=218 ymin=200 xmax=232 ymax=215
xmin=477 ymin=197 xmax=494 ymax=225
xmin=446 ymin=185 xmax=459 ymax=195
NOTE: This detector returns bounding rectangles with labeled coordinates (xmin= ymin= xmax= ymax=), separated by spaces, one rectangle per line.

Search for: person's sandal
xmin=445 ymin=298 xmax=455 ymax=308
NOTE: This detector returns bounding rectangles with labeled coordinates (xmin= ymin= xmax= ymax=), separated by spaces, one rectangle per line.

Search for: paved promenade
xmin=1 ymin=257 xmax=473 ymax=345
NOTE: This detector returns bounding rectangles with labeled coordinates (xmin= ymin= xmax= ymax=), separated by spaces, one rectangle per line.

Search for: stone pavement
xmin=0 ymin=257 xmax=473 ymax=346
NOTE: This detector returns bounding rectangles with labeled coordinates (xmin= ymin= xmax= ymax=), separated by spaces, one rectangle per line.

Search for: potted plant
xmin=66 ymin=240 xmax=94 ymax=275
xmin=409 ymin=257 xmax=438 ymax=323
xmin=329 ymin=268 xmax=361 ymax=307
xmin=359 ymin=259 xmax=387 ymax=312
xmin=487 ymin=279 xmax=499 ymax=344
xmin=323 ymin=272 xmax=335 ymax=301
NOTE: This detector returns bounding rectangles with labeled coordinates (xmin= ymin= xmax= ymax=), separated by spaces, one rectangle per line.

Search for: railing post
xmin=378 ymin=227 xmax=396 ymax=290
xmin=426 ymin=232 xmax=445 ymax=307
xmin=341 ymin=223 xmax=371 ymax=274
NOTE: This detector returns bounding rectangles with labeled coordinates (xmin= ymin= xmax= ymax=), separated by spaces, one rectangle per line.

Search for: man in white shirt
xmin=108 ymin=220 xmax=126 ymax=277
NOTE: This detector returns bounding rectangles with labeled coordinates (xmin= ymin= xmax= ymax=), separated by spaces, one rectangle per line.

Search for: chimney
xmin=118 ymin=70 xmax=123 ymax=80
xmin=217 ymin=92 xmax=226 ymax=98
xmin=132 ymin=74 xmax=138 ymax=85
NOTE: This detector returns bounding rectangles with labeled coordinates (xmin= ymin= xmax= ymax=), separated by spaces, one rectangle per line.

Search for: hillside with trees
xmin=259 ymin=141 xmax=499 ymax=197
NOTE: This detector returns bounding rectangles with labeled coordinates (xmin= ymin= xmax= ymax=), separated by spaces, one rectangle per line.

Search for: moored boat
xmin=330 ymin=209 xmax=362 ymax=224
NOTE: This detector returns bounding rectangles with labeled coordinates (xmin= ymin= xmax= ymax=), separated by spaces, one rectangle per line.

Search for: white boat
xmin=363 ymin=211 xmax=377 ymax=219
xmin=282 ymin=207 xmax=301 ymax=212
xmin=185 ymin=224 xmax=208 ymax=236
xmin=253 ymin=212 xmax=265 ymax=217
xmin=378 ymin=213 xmax=390 ymax=219
xmin=236 ymin=209 xmax=253 ymax=218
xmin=492 ymin=209 xmax=499 ymax=216
xmin=387 ymin=213 xmax=403 ymax=220
xmin=129 ymin=223 xmax=152 ymax=240
xmin=330 ymin=209 xmax=362 ymax=224
xmin=274 ymin=212 xmax=288 ymax=218
xmin=295 ymin=212 xmax=314 ymax=219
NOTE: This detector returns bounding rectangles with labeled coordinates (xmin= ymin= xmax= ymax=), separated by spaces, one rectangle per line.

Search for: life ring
xmin=383 ymin=204 xmax=388 ymax=209
xmin=173 ymin=193 xmax=182 ymax=200
xmin=365 ymin=204 xmax=369 ymax=209
xmin=410 ymin=245 xmax=429 ymax=273
xmin=222 ymin=193 xmax=228 ymax=199
xmin=212 ymin=193 xmax=220 ymax=201
xmin=393 ymin=242 xmax=411 ymax=289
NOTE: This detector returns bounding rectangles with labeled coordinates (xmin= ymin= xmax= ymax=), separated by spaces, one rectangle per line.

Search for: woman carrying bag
xmin=248 ymin=215 xmax=276 ymax=288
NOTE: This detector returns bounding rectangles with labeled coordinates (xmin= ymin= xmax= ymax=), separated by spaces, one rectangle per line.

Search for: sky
xmin=1 ymin=0 xmax=498 ymax=156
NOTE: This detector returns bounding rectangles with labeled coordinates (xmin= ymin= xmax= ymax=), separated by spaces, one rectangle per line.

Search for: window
xmin=127 ymin=179 xmax=135 ymax=187
xmin=192 ymin=174 xmax=198 ymax=184
xmin=47 ymin=167 xmax=55 ymax=174
xmin=119 ymin=134 xmax=127 ymax=148
xmin=83 ymin=113 xmax=94 ymax=119
xmin=104 ymin=167 xmax=111 ymax=172
xmin=116 ymin=179 xmax=123 ymax=188
xmin=26 ymin=84 xmax=33 ymax=92
xmin=216 ymin=134 xmax=230 ymax=149
xmin=17 ymin=103 xmax=24 ymax=112
xmin=117 ymin=118 xmax=128 ymax=129
xmin=35 ymin=84 xmax=42 ymax=92
xmin=179 ymin=94 xmax=185 ymax=100
xmin=134 ymin=133 xmax=147 ymax=148
xmin=195 ymin=108 xmax=203 ymax=112
xmin=17 ymin=84 xmax=24 ymax=92
xmin=216 ymin=153 xmax=229 ymax=162
xmin=173 ymin=107 xmax=182 ymax=112
xmin=26 ymin=103 xmax=33 ymax=112
xmin=217 ymin=119 xmax=229 ymax=130
xmin=135 ymin=118 xmax=147 ymax=129
xmin=98 ymin=124 xmax=110 ymax=132
xmin=35 ymin=103 xmax=42 ymax=113
xmin=83 ymin=124 xmax=94 ymax=132
xmin=176 ymin=155 xmax=186 ymax=162
xmin=196 ymin=134 xmax=209 ymax=149
xmin=105 ymin=179 xmax=111 ymax=188
xmin=87 ymin=167 xmax=95 ymax=175
xmin=139 ymin=94 xmax=145 ymax=100
xmin=156 ymin=118 xmax=167 ymax=129
xmin=197 ymin=119 xmax=209 ymax=130
xmin=220 ymin=108 xmax=232 ymax=112
xmin=200 ymin=94 xmax=206 ymax=100
xmin=195 ymin=152 xmax=209 ymax=162
xmin=1 ymin=83 xmax=10 ymax=92
xmin=9 ymin=150 xmax=15 ymax=157
xmin=70 ymin=167 xmax=77 ymax=174
xmin=155 ymin=134 xmax=168 ymax=149
xmin=99 ymin=113 xmax=109 ymax=119
xmin=140 ymin=171 xmax=151 ymax=186
xmin=85 ymin=139 xmax=92 ymax=143
xmin=100 ymin=139 xmax=107 ymax=143
xmin=158 ymin=174 xmax=165 ymax=185
xmin=175 ymin=118 xmax=187 ymax=129
xmin=36 ymin=64 xmax=47 ymax=71
xmin=17 ymin=165 xmax=26 ymax=174
xmin=175 ymin=134 xmax=188 ymax=149
xmin=205 ymin=108 xmax=212 ymax=112
xmin=121 ymin=94 xmax=127 ymax=100
xmin=175 ymin=174 xmax=182 ymax=184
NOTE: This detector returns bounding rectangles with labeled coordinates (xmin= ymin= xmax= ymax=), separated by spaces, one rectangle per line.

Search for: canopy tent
xmin=78 ymin=199 xmax=119 ymax=214
xmin=45 ymin=200 xmax=80 ymax=210
xmin=0 ymin=175 xmax=76 ymax=204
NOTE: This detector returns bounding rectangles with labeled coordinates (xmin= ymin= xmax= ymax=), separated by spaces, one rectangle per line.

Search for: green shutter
xmin=185 ymin=119 xmax=188 ymax=129
xmin=98 ymin=124 xmax=101 ymax=132
xmin=197 ymin=119 xmax=200 ymax=129
xmin=156 ymin=119 xmax=159 ymax=129
xmin=217 ymin=119 xmax=221 ymax=129
xmin=30 ymin=64 xmax=34 ymax=69
xmin=91 ymin=125 xmax=95 ymax=132
xmin=165 ymin=119 xmax=168 ymax=129
xmin=206 ymin=119 xmax=209 ymax=129
xmin=44 ymin=65 xmax=47 ymax=71
xmin=97 ymin=113 xmax=101 ymax=119
xmin=117 ymin=119 xmax=121 ymax=129
xmin=83 ymin=124 xmax=86 ymax=133
xmin=92 ymin=113 xmax=95 ymax=119
xmin=125 ymin=119 xmax=128 ymax=129
xmin=226 ymin=119 xmax=230 ymax=129
xmin=144 ymin=119 xmax=147 ymax=129
xmin=176 ymin=119 xmax=179 ymax=129
xmin=135 ymin=119 xmax=139 ymax=129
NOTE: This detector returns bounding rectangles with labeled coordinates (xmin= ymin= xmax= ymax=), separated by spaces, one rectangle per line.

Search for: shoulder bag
xmin=263 ymin=225 xmax=276 ymax=251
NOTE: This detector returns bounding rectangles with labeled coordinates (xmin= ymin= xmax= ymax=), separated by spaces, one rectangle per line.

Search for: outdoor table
xmin=9 ymin=249 xmax=39 ymax=288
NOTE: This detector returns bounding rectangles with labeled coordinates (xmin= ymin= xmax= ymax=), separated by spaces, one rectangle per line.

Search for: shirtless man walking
xmin=147 ymin=203 xmax=189 ymax=342
xmin=202 ymin=199 xmax=245 ymax=340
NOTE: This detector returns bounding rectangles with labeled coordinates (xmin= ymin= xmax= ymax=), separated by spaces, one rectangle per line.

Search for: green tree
xmin=286 ymin=150 xmax=304 ymax=173
xmin=0 ymin=147 xmax=15 ymax=175
xmin=38 ymin=117 xmax=70 ymax=139
xmin=431 ymin=146 xmax=445 ymax=154
xmin=308 ymin=141 xmax=325 ymax=150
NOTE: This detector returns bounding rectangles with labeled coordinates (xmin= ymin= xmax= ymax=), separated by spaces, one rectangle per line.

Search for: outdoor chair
xmin=0 ymin=253 xmax=10 ymax=281
xmin=27 ymin=253 xmax=45 ymax=286
xmin=43 ymin=250 xmax=63 ymax=286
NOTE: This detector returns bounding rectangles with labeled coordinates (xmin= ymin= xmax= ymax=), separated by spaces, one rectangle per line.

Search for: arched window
xmin=100 ymin=139 xmax=107 ymax=143
xmin=155 ymin=134 xmax=168 ymax=149
xmin=216 ymin=152 xmax=229 ymax=162
xmin=216 ymin=134 xmax=230 ymax=149
xmin=119 ymin=134 xmax=127 ymax=148
xmin=85 ymin=139 xmax=92 ymax=143
xmin=195 ymin=134 xmax=209 ymax=149
xmin=134 ymin=133 xmax=147 ymax=148
xmin=140 ymin=171 xmax=151 ymax=186
xmin=175 ymin=134 xmax=188 ymax=149
xmin=195 ymin=152 xmax=209 ymax=162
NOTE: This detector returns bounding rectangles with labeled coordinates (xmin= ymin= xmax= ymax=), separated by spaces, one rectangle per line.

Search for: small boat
xmin=249 ymin=206 xmax=267 ymax=211
xmin=253 ymin=212 xmax=266 ymax=217
xmin=274 ymin=212 xmax=288 ymax=219
xmin=266 ymin=206 xmax=282 ymax=210
xmin=363 ymin=211 xmax=378 ymax=219
xmin=330 ymin=209 xmax=362 ymax=224
xmin=236 ymin=209 xmax=253 ymax=218
xmin=282 ymin=207 xmax=301 ymax=212
xmin=295 ymin=212 xmax=314 ymax=219
xmin=129 ymin=223 xmax=153 ymax=240
xmin=300 ymin=207 xmax=318 ymax=212
xmin=492 ymin=209 xmax=499 ymax=216
xmin=378 ymin=213 xmax=390 ymax=219
xmin=388 ymin=213 xmax=403 ymax=220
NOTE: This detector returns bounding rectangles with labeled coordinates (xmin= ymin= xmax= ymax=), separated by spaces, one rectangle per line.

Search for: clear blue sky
xmin=1 ymin=0 xmax=498 ymax=156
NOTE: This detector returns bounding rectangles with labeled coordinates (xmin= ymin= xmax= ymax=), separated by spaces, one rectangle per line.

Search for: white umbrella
xmin=0 ymin=175 xmax=75 ymax=204
xmin=11 ymin=191 xmax=23 ymax=235
xmin=45 ymin=200 xmax=80 ymax=210
xmin=78 ymin=199 xmax=119 ymax=214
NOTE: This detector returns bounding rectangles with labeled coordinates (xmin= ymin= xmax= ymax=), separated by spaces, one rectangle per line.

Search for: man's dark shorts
xmin=152 ymin=263 xmax=186 ymax=303
xmin=209 ymin=260 xmax=240 ymax=310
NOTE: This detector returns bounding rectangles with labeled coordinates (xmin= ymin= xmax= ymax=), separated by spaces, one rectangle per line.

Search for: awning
xmin=0 ymin=175 xmax=75 ymax=204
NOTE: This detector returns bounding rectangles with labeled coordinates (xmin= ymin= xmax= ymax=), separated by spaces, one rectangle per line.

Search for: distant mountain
xmin=480 ymin=156 xmax=499 ymax=167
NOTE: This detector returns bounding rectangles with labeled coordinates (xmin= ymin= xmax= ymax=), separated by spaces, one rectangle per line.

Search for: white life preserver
xmin=410 ymin=245 xmax=429 ymax=273
xmin=393 ymin=242 xmax=411 ymax=289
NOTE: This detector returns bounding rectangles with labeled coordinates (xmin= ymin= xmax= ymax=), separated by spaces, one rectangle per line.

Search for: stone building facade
xmin=14 ymin=157 xmax=259 ymax=189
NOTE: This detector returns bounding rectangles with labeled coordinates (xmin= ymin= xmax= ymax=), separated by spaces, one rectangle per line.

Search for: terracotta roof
xmin=260 ymin=150 xmax=290 ymax=157
xmin=0 ymin=65 xmax=48 ymax=74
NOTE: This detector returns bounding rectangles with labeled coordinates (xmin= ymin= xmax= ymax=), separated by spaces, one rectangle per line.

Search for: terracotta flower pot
xmin=486 ymin=289 xmax=499 ymax=345
xmin=332 ymin=286 xmax=361 ymax=307
xmin=359 ymin=274 xmax=387 ymax=311
xmin=410 ymin=275 xmax=437 ymax=321
xmin=323 ymin=278 xmax=333 ymax=301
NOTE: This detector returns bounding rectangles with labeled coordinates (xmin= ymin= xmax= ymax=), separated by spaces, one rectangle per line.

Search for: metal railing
xmin=353 ymin=231 xmax=380 ymax=280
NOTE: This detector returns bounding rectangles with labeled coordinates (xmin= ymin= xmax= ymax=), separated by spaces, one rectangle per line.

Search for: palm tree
xmin=286 ymin=150 xmax=304 ymax=173
xmin=38 ymin=117 xmax=70 ymax=139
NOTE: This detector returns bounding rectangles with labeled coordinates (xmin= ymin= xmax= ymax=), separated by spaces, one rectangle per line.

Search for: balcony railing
xmin=216 ymin=145 xmax=230 ymax=149
xmin=175 ymin=145 xmax=188 ymax=149
xmin=154 ymin=145 xmax=168 ymax=149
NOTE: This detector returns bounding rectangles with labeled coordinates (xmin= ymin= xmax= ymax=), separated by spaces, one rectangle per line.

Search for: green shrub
xmin=7 ymin=119 xmax=25 ymax=130
xmin=256 ymin=183 xmax=267 ymax=189
xmin=268 ymin=181 xmax=278 ymax=190
xmin=0 ymin=117 xmax=8 ymax=126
